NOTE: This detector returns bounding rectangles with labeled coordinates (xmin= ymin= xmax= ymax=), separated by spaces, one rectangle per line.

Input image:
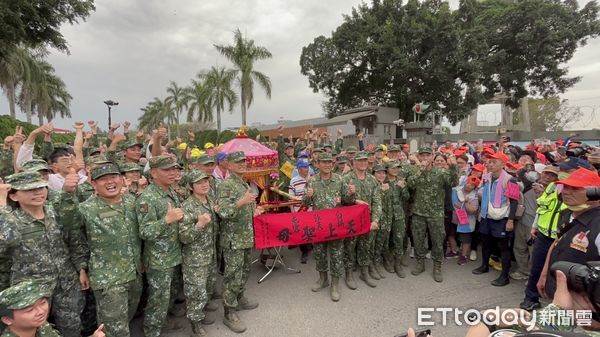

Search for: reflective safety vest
xmin=536 ymin=182 xmax=568 ymax=239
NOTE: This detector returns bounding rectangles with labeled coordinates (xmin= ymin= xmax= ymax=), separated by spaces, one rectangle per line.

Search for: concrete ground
xmin=132 ymin=248 xmax=527 ymax=337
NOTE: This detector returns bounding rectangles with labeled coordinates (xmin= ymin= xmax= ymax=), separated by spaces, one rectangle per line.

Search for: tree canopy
xmin=300 ymin=0 xmax=600 ymax=124
xmin=0 ymin=0 xmax=95 ymax=60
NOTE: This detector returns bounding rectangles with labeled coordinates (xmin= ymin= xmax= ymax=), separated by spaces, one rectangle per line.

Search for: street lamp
xmin=103 ymin=100 xmax=119 ymax=129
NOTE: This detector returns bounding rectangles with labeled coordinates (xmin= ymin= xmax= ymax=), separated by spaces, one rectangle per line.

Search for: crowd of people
xmin=0 ymin=120 xmax=599 ymax=337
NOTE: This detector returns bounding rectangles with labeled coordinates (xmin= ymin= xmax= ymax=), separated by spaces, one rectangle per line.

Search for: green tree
xmin=138 ymin=97 xmax=174 ymax=137
xmin=526 ymin=97 xmax=583 ymax=132
xmin=300 ymin=0 xmax=600 ymax=123
xmin=0 ymin=0 xmax=95 ymax=61
xmin=183 ymin=80 xmax=213 ymax=124
xmin=165 ymin=81 xmax=186 ymax=137
xmin=0 ymin=47 xmax=32 ymax=118
xmin=201 ymin=66 xmax=238 ymax=134
xmin=33 ymin=60 xmax=72 ymax=125
xmin=214 ymin=28 xmax=272 ymax=126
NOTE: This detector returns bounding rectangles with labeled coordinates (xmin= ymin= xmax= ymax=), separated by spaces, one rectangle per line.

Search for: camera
xmin=550 ymin=261 xmax=600 ymax=312
xmin=587 ymin=187 xmax=600 ymax=202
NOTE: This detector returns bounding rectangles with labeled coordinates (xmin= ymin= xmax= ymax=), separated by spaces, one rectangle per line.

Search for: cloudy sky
xmin=2 ymin=0 xmax=599 ymax=131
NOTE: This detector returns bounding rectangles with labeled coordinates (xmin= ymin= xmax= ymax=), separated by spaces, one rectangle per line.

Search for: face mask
xmin=567 ymin=203 xmax=590 ymax=212
xmin=525 ymin=171 xmax=540 ymax=183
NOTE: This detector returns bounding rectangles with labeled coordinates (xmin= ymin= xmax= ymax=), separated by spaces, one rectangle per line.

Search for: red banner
xmin=253 ymin=204 xmax=371 ymax=249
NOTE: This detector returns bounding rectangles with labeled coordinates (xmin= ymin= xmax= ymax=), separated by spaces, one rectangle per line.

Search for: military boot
xmin=311 ymin=271 xmax=329 ymax=292
xmin=359 ymin=266 xmax=377 ymax=288
xmin=200 ymin=312 xmax=215 ymax=325
xmin=345 ymin=270 xmax=357 ymax=290
xmin=236 ymin=296 xmax=258 ymax=311
xmin=433 ymin=261 xmax=443 ymax=282
xmin=368 ymin=264 xmax=381 ymax=280
xmin=191 ymin=322 xmax=207 ymax=337
xmin=374 ymin=263 xmax=387 ymax=279
xmin=223 ymin=306 xmax=246 ymax=333
xmin=204 ymin=300 xmax=219 ymax=312
xmin=411 ymin=259 xmax=425 ymax=276
xmin=401 ymin=253 xmax=409 ymax=267
xmin=330 ymin=277 xmax=340 ymax=302
xmin=383 ymin=258 xmax=395 ymax=273
xmin=394 ymin=259 xmax=406 ymax=278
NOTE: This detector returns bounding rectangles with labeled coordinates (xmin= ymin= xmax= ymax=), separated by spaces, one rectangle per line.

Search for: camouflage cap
xmin=373 ymin=163 xmax=387 ymax=172
xmin=119 ymin=138 xmax=143 ymax=151
xmin=418 ymin=146 xmax=433 ymax=154
xmin=285 ymin=143 xmax=294 ymax=149
xmin=336 ymin=155 xmax=349 ymax=164
xmin=385 ymin=160 xmax=401 ymax=169
xmin=118 ymin=162 xmax=141 ymax=174
xmin=83 ymin=147 xmax=101 ymax=158
xmin=354 ymin=151 xmax=369 ymax=160
xmin=0 ymin=278 xmax=55 ymax=311
xmin=5 ymin=171 xmax=48 ymax=191
xmin=149 ymin=155 xmax=181 ymax=169
xmin=91 ymin=162 xmax=121 ymax=180
xmin=187 ymin=170 xmax=209 ymax=185
xmin=375 ymin=144 xmax=386 ymax=152
xmin=198 ymin=155 xmax=216 ymax=165
xmin=21 ymin=159 xmax=50 ymax=173
xmin=388 ymin=144 xmax=401 ymax=152
xmin=317 ymin=152 xmax=334 ymax=162
xmin=227 ymin=151 xmax=246 ymax=163
xmin=346 ymin=145 xmax=358 ymax=153
xmin=313 ymin=147 xmax=324 ymax=153
xmin=322 ymin=143 xmax=333 ymax=149
xmin=85 ymin=154 xmax=110 ymax=167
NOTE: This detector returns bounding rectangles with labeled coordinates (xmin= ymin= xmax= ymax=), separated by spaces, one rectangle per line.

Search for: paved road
xmin=132 ymin=248 xmax=527 ymax=337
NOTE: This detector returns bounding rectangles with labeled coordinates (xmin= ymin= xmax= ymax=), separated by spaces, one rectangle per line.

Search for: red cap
xmin=487 ymin=151 xmax=509 ymax=163
xmin=453 ymin=149 xmax=467 ymax=157
xmin=472 ymin=163 xmax=486 ymax=172
xmin=483 ymin=147 xmax=495 ymax=156
xmin=467 ymin=175 xmax=481 ymax=187
xmin=536 ymin=152 xmax=548 ymax=164
xmin=556 ymin=168 xmax=600 ymax=188
xmin=505 ymin=162 xmax=523 ymax=171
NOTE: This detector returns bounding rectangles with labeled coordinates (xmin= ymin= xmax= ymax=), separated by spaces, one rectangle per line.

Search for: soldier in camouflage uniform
xmin=371 ymin=163 xmax=390 ymax=279
xmin=303 ymin=152 xmax=355 ymax=302
xmin=406 ymin=147 xmax=458 ymax=282
xmin=119 ymin=162 xmax=147 ymax=197
xmin=342 ymin=151 xmax=382 ymax=289
xmin=384 ymin=160 xmax=410 ymax=278
xmin=136 ymin=155 xmax=184 ymax=337
xmin=216 ymin=151 xmax=259 ymax=333
xmin=76 ymin=154 xmax=111 ymax=202
xmin=179 ymin=170 xmax=217 ymax=337
xmin=0 ymin=172 xmax=84 ymax=337
xmin=78 ymin=162 xmax=143 ymax=337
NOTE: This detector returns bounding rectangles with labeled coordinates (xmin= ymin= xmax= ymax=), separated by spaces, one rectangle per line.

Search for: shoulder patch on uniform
xmin=139 ymin=203 xmax=149 ymax=213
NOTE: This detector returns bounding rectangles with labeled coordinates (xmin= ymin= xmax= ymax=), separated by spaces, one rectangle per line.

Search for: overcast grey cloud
xmin=2 ymin=0 xmax=599 ymax=130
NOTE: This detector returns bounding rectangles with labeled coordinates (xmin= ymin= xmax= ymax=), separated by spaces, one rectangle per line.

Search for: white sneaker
xmin=470 ymin=250 xmax=477 ymax=261
xmin=409 ymin=247 xmax=415 ymax=258
xmin=426 ymin=252 xmax=431 ymax=259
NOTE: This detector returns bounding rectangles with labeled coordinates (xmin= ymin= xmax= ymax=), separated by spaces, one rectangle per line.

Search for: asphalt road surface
xmin=131 ymin=248 xmax=527 ymax=337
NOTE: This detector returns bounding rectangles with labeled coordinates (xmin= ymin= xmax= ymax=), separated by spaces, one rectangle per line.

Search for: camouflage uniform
xmin=216 ymin=153 xmax=255 ymax=310
xmin=383 ymin=163 xmax=410 ymax=262
xmin=0 ymin=172 xmax=84 ymax=337
xmin=302 ymin=155 xmax=355 ymax=278
xmin=137 ymin=156 xmax=183 ymax=337
xmin=342 ymin=155 xmax=382 ymax=270
xmin=0 ymin=279 xmax=61 ymax=337
xmin=0 ymin=148 xmax=14 ymax=178
xmin=406 ymin=153 xmax=457 ymax=265
xmin=179 ymin=171 xmax=217 ymax=325
xmin=78 ymin=163 xmax=142 ymax=337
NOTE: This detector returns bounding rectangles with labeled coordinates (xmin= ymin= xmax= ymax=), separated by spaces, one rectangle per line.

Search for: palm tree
xmin=17 ymin=53 xmax=45 ymax=124
xmin=138 ymin=97 xmax=174 ymax=139
xmin=165 ymin=81 xmax=186 ymax=137
xmin=214 ymin=28 xmax=272 ymax=126
xmin=0 ymin=47 xmax=32 ymax=118
xmin=32 ymin=60 xmax=72 ymax=124
xmin=183 ymin=80 xmax=212 ymax=124
xmin=200 ymin=66 xmax=237 ymax=134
